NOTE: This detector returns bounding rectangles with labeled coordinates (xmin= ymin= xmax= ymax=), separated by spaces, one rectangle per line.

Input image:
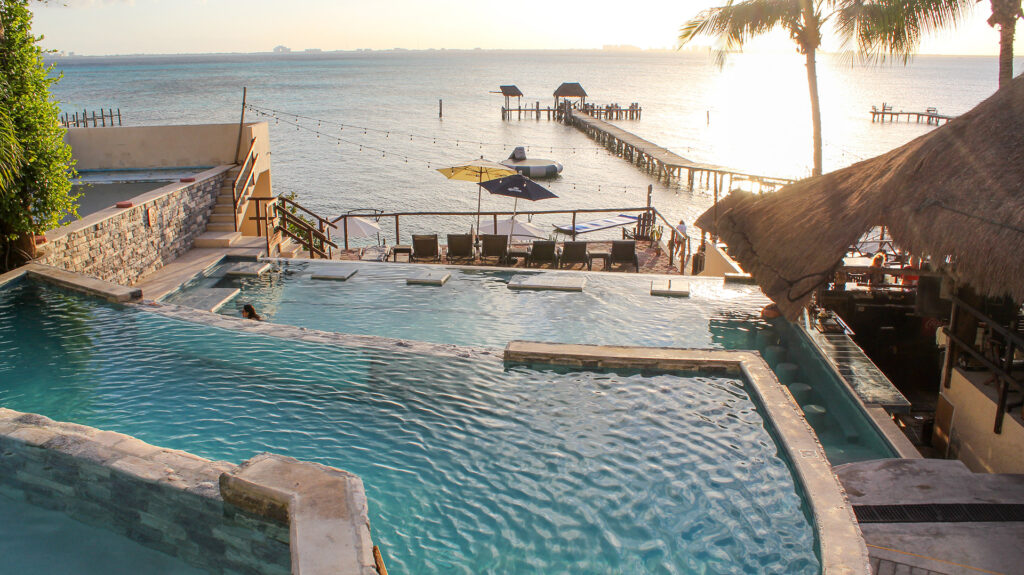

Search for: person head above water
xmin=242 ymin=304 xmax=261 ymax=320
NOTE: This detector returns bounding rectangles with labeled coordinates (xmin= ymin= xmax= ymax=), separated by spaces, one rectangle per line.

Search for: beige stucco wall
xmin=942 ymin=368 xmax=1024 ymax=473
xmin=66 ymin=122 xmax=269 ymax=171
xmin=699 ymin=242 xmax=744 ymax=277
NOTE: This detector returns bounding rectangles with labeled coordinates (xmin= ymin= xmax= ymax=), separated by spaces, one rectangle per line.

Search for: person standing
xmin=674 ymin=219 xmax=688 ymax=258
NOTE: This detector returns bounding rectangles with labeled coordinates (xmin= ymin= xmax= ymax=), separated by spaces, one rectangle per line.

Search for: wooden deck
xmin=565 ymin=109 xmax=795 ymax=192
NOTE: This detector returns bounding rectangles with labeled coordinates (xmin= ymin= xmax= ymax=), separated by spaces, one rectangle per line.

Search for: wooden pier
xmin=61 ymin=108 xmax=122 ymax=128
xmin=870 ymin=104 xmax=953 ymax=126
xmin=501 ymin=101 xmax=640 ymax=121
xmin=564 ymin=107 xmax=795 ymax=193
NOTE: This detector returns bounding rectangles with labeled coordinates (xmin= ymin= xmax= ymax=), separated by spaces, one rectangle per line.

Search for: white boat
xmin=500 ymin=146 xmax=563 ymax=179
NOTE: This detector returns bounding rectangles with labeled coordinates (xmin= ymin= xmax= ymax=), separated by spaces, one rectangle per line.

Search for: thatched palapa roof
xmin=696 ymin=74 xmax=1024 ymax=320
xmin=554 ymin=82 xmax=587 ymax=98
xmin=499 ymin=85 xmax=524 ymax=97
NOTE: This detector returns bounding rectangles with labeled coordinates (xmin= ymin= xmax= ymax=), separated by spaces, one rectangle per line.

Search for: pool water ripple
xmin=1 ymin=282 xmax=819 ymax=573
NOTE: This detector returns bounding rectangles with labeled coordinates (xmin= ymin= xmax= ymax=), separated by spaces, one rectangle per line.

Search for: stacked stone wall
xmin=0 ymin=408 xmax=290 ymax=575
xmin=37 ymin=168 xmax=228 ymax=286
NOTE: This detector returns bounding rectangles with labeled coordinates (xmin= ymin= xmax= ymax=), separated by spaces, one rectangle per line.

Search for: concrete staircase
xmin=195 ymin=166 xmax=248 ymax=248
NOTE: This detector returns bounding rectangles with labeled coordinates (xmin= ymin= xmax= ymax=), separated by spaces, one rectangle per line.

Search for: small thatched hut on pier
xmin=554 ymin=82 xmax=587 ymax=108
xmin=497 ymin=85 xmax=524 ymax=109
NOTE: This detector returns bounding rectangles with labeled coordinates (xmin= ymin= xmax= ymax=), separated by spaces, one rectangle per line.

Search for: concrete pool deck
xmin=504 ymin=341 xmax=872 ymax=575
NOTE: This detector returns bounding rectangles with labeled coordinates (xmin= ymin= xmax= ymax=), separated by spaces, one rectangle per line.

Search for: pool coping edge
xmin=503 ymin=340 xmax=871 ymax=575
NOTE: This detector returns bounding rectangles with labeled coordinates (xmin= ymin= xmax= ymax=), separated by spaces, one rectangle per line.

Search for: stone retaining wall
xmin=37 ymin=166 xmax=230 ymax=286
xmin=0 ymin=408 xmax=290 ymax=575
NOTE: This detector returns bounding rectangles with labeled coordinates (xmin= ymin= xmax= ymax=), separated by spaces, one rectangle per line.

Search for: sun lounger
xmin=526 ymin=240 xmax=560 ymax=268
xmin=359 ymin=245 xmax=391 ymax=261
xmin=554 ymin=214 xmax=638 ymax=235
xmin=411 ymin=234 xmax=440 ymax=262
xmin=446 ymin=234 xmax=476 ymax=263
xmin=480 ymin=234 xmax=509 ymax=265
xmin=560 ymin=241 xmax=591 ymax=270
xmin=610 ymin=240 xmax=639 ymax=272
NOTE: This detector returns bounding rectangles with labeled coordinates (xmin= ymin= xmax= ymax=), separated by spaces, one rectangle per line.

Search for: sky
xmin=31 ymin=0 xmax=1023 ymax=57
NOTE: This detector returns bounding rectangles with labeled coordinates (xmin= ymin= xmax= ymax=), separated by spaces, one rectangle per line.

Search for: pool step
xmin=407 ymin=271 xmax=451 ymax=286
xmin=174 ymin=287 xmax=240 ymax=312
xmin=310 ymin=266 xmax=359 ymax=281
xmin=508 ymin=274 xmax=585 ymax=292
xmin=223 ymin=262 xmax=271 ymax=277
xmin=650 ymin=279 xmax=689 ymax=297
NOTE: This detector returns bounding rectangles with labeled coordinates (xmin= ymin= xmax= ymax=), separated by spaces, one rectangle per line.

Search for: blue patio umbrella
xmin=479 ymin=174 xmax=558 ymax=202
xmin=479 ymin=174 xmax=558 ymax=244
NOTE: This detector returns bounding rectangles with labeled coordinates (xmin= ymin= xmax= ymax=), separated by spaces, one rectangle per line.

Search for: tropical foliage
xmin=680 ymin=0 xmax=972 ymax=177
xmin=0 ymin=0 xmax=77 ymax=268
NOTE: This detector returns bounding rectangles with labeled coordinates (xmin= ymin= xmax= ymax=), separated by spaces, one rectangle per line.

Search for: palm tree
xmin=679 ymin=0 xmax=972 ymax=177
xmin=986 ymin=0 xmax=1020 ymax=86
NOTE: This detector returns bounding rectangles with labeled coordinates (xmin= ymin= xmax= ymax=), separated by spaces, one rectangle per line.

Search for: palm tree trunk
xmin=997 ymin=19 xmax=1015 ymax=88
xmin=804 ymin=47 xmax=823 ymax=177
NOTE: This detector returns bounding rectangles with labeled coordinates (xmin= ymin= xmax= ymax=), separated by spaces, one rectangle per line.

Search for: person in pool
xmin=241 ymin=304 xmax=262 ymax=321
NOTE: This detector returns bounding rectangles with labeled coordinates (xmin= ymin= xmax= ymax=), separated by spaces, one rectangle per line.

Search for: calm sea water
xmin=48 ymin=50 xmax=1017 ymax=240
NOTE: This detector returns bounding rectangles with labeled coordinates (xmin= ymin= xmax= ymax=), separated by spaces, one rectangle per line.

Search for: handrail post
xmin=344 ymin=217 xmax=349 ymax=251
xmin=395 ymin=215 xmax=400 ymax=245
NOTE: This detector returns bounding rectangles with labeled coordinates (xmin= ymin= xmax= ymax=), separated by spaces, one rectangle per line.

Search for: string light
xmin=251 ymin=102 xmax=710 ymax=193
xmin=245 ymin=102 xmax=608 ymax=152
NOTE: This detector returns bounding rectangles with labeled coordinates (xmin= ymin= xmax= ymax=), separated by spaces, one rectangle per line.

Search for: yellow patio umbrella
xmin=436 ymin=158 xmax=517 ymax=237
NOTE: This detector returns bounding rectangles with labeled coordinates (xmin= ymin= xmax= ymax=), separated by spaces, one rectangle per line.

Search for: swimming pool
xmin=164 ymin=259 xmax=896 ymax=465
xmin=0 ymin=494 xmax=205 ymax=575
xmin=1 ymin=280 xmax=821 ymax=574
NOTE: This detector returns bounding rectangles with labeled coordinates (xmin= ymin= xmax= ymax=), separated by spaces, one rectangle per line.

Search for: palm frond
xmin=679 ymin=0 xmax=804 ymax=65
xmin=0 ymin=106 xmax=24 ymax=197
xmin=834 ymin=0 xmax=973 ymax=64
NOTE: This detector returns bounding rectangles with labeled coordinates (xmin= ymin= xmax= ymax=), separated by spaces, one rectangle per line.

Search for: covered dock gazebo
xmin=497 ymin=85 xmax=524 ymax=109
xmin=553 ymin=82 xmax=587 ymax=108
xmin=695 ymin=74 xmax=1024 ymax=321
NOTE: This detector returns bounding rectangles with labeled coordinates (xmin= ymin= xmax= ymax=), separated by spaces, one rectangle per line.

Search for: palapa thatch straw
xmin=696 ymin=75 xmax=1024 ymax=320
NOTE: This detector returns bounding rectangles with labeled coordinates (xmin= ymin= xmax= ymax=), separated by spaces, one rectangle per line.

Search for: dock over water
xmin=870 ymin=105 xmax=953 ymax=125
xmin=565 ymin=108 xmax=795 ymax=192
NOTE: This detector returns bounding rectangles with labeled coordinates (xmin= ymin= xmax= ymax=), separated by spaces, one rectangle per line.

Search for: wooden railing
xmin=249 ymin=196 xmax=338 ymax=259
xmin=941 ymin=294 xmax=1024 ymax=434
xmin=329 ymin=204 xmax=689 ymax=267
xmin=232 ymin=137 xmax=259 ymax=231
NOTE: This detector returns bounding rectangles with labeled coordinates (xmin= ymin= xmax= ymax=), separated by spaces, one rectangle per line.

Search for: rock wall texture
xmin=37 ymin=168 xmax=228 ymax=286
xmin=0 ymin=408 xmax=290 ymax=575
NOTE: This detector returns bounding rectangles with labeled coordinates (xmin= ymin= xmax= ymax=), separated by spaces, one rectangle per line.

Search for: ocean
xmin=47 ymin=50 xmax=1019 ymax=242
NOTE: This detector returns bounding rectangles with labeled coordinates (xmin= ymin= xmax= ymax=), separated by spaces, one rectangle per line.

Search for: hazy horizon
xmin=34 ymin=0 xmax=1023 ymax=58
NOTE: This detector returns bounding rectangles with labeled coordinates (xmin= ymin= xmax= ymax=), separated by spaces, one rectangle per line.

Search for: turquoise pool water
xmin=0 ymin=495 xmax=205 ymax=575
xmin=165 ymin=260 xmax=896 ymax=465
xmin=1 ymin=281 xmax=820 ymax=574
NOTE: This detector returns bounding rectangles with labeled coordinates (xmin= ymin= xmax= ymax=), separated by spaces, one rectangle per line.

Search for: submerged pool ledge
xmin=0 ymin=408 xmax=378 ymax=575
xmin=504 ymin=341 xmax=871 ymax=575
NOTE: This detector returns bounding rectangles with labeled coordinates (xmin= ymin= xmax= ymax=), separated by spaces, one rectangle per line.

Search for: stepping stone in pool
xmin=175 ymin=287 xmax=240 ymax=313
xmin=310 ymin=266 xmax=359 ymax=281
xmin=508 ymin=274 xmax=585 ymax=292
xmin=407 ymin=271 xmax=450 ymax=286
xmin=650 ymin=279 xmax=690 ymax=297
xmin=223 ymin=261 xmax=271 ymax=277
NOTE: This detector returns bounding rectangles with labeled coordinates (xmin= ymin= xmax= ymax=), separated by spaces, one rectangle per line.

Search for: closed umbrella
xmin=436 ymin=158 xmax=517 ymax=236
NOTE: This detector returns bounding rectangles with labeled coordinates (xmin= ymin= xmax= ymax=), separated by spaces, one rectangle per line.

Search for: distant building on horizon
xmin=273 ymin=45 xmax=291 ymax=53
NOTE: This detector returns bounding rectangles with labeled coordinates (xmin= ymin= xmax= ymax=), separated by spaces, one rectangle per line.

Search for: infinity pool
xmin=164 ymin=259 xmax=896 ymax=465
xmin=1 ymin=281 xmax=820 ymax=574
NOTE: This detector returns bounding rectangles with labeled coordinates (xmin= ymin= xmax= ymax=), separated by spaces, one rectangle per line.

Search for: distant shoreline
xmin=45 ymin=49 xmax=1011 ymax=62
